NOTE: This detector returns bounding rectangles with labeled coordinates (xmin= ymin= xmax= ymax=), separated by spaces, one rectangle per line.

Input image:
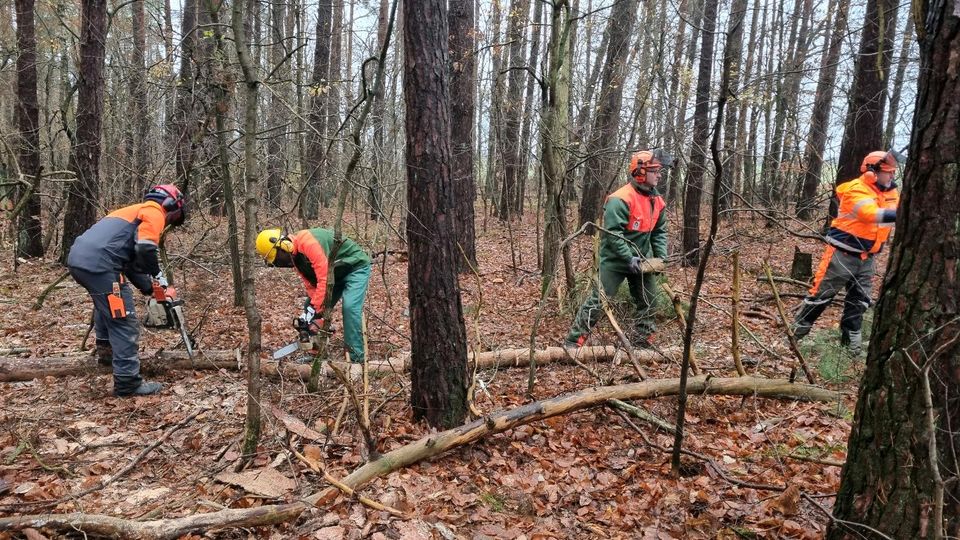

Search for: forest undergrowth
xmin=0 ymin=207 xmax=875 ymax=539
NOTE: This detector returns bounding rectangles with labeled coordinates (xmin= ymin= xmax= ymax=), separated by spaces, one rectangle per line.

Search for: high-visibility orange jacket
xmin=290 ymin=228 xmax=371 ymax=310
xmin=67 ymin=201 xmax=166 ymax=276
xmin=825 ymin=174 xmax=900 ymax=255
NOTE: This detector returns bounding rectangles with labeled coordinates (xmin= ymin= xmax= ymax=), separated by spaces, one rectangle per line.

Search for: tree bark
xmin=13 ymin=0 xmax=43 ymax=258
xmin=230 ymin=0 xmax=264 ymax=457
xmin=540 ymin=0 xmax=572 ymax=288
xmin=264 ymin=0 xmax=290 ymax=209
xmin=515 ymin=0 xmax=544 ymax=216
xmin=496 ymin=0 xmax=531 ymax=219
xmin=403 ymin=0 xmax=469 ymax=429
xmin=302 ymin=0 xmax=332 ymax=219
xmin=576 ymin=0 xmax=640 ymax=227
xmin=171 ymin=0 xmax=198 ymax=192
xmin=680 ymin=0 xmax=717 ymax=267
xmin=830 ymin=0 xmax=898 ymax=190
xmin=882 ymin=10 xmax=914 ymax=148
xmin=61 ymin=0 xmax=107 ymax=261
xmin=449 ymin=0 xmax=478 ymax=272
xmin=795 ymin=0 xmax=849 ymax=219
xmin=717 ymin=0 xmax=748 ymax=212
xmin=368 ymin=0 xmax=389 ymax=220
xmin=829 ymin=1 xmax=960 ymax=536
xmin=125 ymin=0 xmax=149 ymax=197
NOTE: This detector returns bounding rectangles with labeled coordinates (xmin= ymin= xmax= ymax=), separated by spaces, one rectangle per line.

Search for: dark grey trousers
xmin=792 ymin=246 xmax=875 ymax=343
xmin=69 ymin=267 xmax=144 ymax=392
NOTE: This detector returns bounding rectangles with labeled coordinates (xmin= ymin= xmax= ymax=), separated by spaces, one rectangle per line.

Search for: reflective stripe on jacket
xmin=825 ymin=175 xmax=899 ymax=254
xmin=291 ymin=228 xmax=371 ymax=310
xmin=66 ymin=201 xmax=166 ymax=274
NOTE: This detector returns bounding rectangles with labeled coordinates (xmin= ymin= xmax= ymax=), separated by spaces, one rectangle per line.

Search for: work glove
xmin=629 ymin=256 xmax=644 ymax=274
xmin=299 ymin=305 xmax=317 ymax=325
xmin=155 ymin=271 xmax=169 ymax=288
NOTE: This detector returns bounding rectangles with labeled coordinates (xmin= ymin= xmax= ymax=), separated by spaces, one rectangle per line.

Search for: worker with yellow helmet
xmin=256 ymin=227 xmax=371 ymax=363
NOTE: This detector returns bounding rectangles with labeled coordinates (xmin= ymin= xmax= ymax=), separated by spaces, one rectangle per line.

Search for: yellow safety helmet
xmin=255 ymin=228 xmax=293 ymax=265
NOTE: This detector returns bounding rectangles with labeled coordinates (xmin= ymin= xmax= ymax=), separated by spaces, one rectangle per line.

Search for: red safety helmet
xmin=145 ymin=184 xmax=186 ymax=226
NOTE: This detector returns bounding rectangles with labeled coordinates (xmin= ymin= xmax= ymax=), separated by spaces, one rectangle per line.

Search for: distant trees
xmin=13 ymin=0 xmax=42 ymax=258
xmin=61 ymin=0 xmax=107 ymax=260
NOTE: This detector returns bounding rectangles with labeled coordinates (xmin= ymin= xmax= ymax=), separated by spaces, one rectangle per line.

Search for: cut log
xmin=0 ymin=375 xmax=838 ymax=539
xmin=0 ymin=346 xmax=679 ymax=383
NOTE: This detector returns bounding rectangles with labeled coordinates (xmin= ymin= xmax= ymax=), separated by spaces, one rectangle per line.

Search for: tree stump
xmin=790 ymin=247 xmax=813 ymax=282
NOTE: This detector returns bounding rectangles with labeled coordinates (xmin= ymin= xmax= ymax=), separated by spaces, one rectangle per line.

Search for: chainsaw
xmin=142 ymin=282 xmax=195 ymax=359
xmin=272 ymin=317 xmax=329 ymax=361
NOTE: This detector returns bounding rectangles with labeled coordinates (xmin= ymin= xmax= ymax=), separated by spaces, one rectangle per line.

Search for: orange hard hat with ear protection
xmin=860 ymin=149 xmax=905 ymax=183
xmin=630 ymin=149 xmax=674 ymax=179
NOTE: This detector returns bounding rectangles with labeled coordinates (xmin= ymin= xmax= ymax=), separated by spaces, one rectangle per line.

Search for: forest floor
xmin=0 ymin=208 xmax=878 ymax=539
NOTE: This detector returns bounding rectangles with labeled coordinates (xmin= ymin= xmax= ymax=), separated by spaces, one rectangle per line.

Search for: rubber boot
xmin=94 ymin=339 xmax=112 ymax=367
xmin=113 ymin=376 xmax=163 ymax=397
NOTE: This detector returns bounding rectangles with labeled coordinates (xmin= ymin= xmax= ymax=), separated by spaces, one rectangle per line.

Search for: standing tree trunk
xmin=61 ymin=0 xmax=107 ymax=261
xmin=264 ymin=0 xmax=289 ymax=209
xmin=302 ymin=0 xmax=332 ymax=219
xmin=484 ymin=0 xmax=505 ymax=202
xmin=795 ymin=0 xmax=849 ymax=219
xmin=829 ymin=2 xmax=959 ymax=535
xmin=717 ymin=0 xmax=747 ymax=212
xmin=14 ymin=0 xmax=43 ymax=258
xmin=680 ymin=0 xmax=718 ymax=267
xmin=403 ymin=0 xmax=469 ymax=429
xmin=496 ymin=0 xmax=531 ymax=220
xmin=208 ymin=0 xmax=243 ymax=307
xmin=663 ymin=0 xmax=703 ymax=206
xmin=231 ymin=0 xmax=264 ymax=456
xmin=732 ymin=0 xmax=761 ymax=204
xmin=883 ymin=10 xmax=914 ymax=148
xmin=368 ymin=0 xmax=389 ymax=220
xmin=322 ymin=0 xmax=343 ymax=208
xmin=576 ymin=0 xmax=640 ymax=228
xmin=171 ymin=0 xmax=198 ymax=191
xmin=125 ymin=0 xmax=149 ymax=197
xmin=515 ymin=0 xmax=544 ymax=212
xmin=830 ymin=0 xmax=898 ymax=188
xmin=540 ymin=0 xmax=573 ymax=292
xmin=449 ymin=0 xmax=478 ymax=272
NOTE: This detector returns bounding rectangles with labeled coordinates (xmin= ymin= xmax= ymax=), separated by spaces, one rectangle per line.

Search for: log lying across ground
xmin=0 ymin=375 xmax=839 ymax=539
xmin=0 ymin=346 xmax=679 ymax=383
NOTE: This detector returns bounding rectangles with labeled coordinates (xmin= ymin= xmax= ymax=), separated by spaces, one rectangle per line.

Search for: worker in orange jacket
xmin=791 ymin=150 xmax=903 ymax=354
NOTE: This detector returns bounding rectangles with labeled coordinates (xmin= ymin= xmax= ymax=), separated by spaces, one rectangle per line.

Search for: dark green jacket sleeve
xmin=602 ymin=198 xmax=635 ymax=263
xmin=650 ymin=207 xmax=668 ymax=259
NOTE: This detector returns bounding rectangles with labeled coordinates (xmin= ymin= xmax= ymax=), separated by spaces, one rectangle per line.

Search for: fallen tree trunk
xmin=0 ymin=346 xmax=678 ymax=383
xmin=0 ymin=375 xmax=838 ymax=539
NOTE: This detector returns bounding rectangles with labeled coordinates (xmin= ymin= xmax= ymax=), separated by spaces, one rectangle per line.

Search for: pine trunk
xmin=265 ymin=0 xmax=289 ymax=209
xmin=403 ymin=0 xmax=469 ymax=429
xmin=829 ymin=2 xmax=959 ymax=534
xmin=496 ymin=0 xmax=531 ymax=219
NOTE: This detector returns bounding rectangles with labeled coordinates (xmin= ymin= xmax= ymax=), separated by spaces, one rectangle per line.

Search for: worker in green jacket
xmin=565 ymin=149 xmax=672 ymax=349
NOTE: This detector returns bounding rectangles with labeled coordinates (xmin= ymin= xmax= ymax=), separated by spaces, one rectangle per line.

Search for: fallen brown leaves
xmin=0 ymin=210 xmax=866 ymax=538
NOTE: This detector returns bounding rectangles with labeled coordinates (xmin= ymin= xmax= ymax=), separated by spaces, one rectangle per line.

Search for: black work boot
xmin=113 ymin=375 xmax=163 ymax=397
xmin=94 ymin=339 xmax=112 ymax=367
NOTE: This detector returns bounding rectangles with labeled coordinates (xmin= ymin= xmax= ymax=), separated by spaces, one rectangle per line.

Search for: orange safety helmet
xmin=860 ymin=151 xmax=899 ymax=174
xmin=630 ymin=149 xmax=674 ymax=178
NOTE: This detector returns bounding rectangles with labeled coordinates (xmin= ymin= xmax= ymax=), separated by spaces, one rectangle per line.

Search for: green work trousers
xmin=566 ymin=266 xmax=659 ymax=344
xmin=329 ymin=263 xmax=371 ymax=363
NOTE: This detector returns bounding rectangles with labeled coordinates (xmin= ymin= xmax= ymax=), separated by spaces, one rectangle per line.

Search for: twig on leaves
xmin=289 ymin=447 xmax=405 ymax=518
xmin=762 ymin=260 xmax=815 ymax=384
